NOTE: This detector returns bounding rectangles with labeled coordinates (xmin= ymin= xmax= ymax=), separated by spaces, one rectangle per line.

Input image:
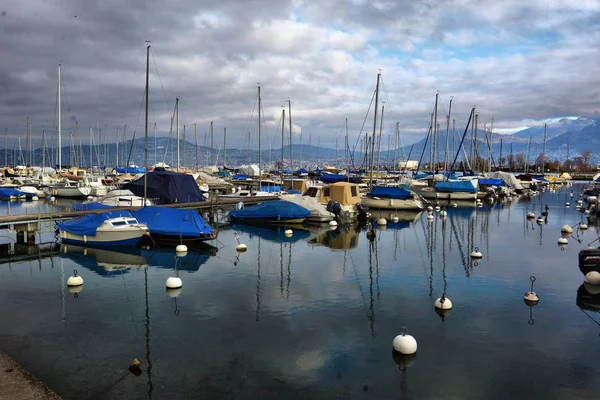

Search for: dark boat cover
xmin=478 ymin=178 xmax=504 ymax=186
xmin=132 ymin=206 xmax=214 ymax=237
xmin=368 ymin=186 xmax=413 ymax=200
xmin=229 ymin=200 xmax=310 ymax=221
xmin=124 ymin=169 xmax=204 ymax=204
xmin=435 ymin=180 xmax=478 ymax=193
xmin=58 ymin=211 xmax=135 ymax=237
xmin=320 ymin=174 xmax=362 ymax=184
xmin=0 ymin=188 xmax=25 ymax=198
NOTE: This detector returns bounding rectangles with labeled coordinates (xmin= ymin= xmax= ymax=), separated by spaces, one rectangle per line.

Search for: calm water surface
xmin=1 ymin=185 xmax=600 ymax=399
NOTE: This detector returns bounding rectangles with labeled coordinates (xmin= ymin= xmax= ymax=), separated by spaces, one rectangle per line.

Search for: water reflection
xmin=232 ymin=223 xmax=310 ymax=243
xmin=60 ymin=244 xmax=148 ymax=276
xmin=308 ymin=226 xmax=360 ymax=250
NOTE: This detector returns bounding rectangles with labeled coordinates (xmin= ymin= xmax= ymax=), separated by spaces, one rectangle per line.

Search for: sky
xmin=0 ymin=0 xmax=599 ymax=151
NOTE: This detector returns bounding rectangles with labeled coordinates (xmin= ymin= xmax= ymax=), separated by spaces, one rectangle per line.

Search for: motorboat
xmin=218 ymin=187 xmax=278 ymax=201
xmin=132 ymin=206 xmax=217 ymax=246
xmin=0 ymin=187 xmax=26 ymax=200
xmin=360 ymin=186 xmax=425 ymax=210
xmin=229 ymin=200 xmax=310 ymax=224
xmin=303 ymin=182 xmax=368 ymax=221
xmin=278 ymin=194 xmax=334 ymax=223
xmin=97 ymin=189 xmax=152 ymax=207
xmin=58 ymin=211 xmax=149 ymax=246
xmin=49 ymin=181 xmax=92 ymax=198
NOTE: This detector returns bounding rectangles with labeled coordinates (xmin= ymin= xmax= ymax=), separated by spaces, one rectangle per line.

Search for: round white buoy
xmin=50 ymin=196 xmax=56 ymax=201
xmin=377 ymin=218 xmax=387 ymax=226
xmin=452 ymin=203 xmax=458 ymax=208
xmin=585 ymin=209 xmax=591 ymax=215
xmin=577 ymin=199 xmax=583 ymax=204
xmin=527 ymin=212 xmax=535 ymax=219
xmin=524 ymin=291 xmax=539 ymax=303
xmin=536 ymin=217 xmax=544 ymax=224
xmin=392 ymin=216 xmax=399 ymax=223
xmin=236 ymin=244 xmax=247 ymax=252
xmin=32 ymin=196 xmax=39 ymax=201
xmin=68 ymin=285 xmax=83 ymax=295
xmin=329 ymin=220 xmax=338 ymax=226
xmin=392 ymin=334 xmax=417 ymax=355
xmin=87 ymin=196 xmax=93 ymax=200
xmin=427 ymin=206 xmax=433 ymax=212
xmin=580 ymin=223 xmax=588 ymax=230
xmin=284 ymin=229 xmax=293 ymax=237
xmin=561 ymin=224 xmax=573 ymax=234
xmin=67 ymin=270 xmax=83 ymax=287
xmin=427 ymin=214 xmax=434 ymax=220
xmin=576 ymin=205 xmax=581 ymax=210
xmin=166 ymin=277 xmax=182 ymax=289
xmin=440 ymin=210 xmax=447 ymax=217
xmin=434 ymin=206 xmax=440 ymax=212
xmin=434 ymin=296 xmax=453 ymax=310
xmin=570 ymin=193 xmax=574 ymax=197
xmin=558 ymin=237 xmax=568 ymax=245
xmin=584 ymin=271 xmax=600 ymax=285
xmin=566 ymin=202 xmax=571 ymax=207
xmin=176 ymin=244 xmax=188 ymax=253
xmin=471 ymin=248 xmax=483 ymax=258
xmin=166 ymin=287 xmax=182 ymax=298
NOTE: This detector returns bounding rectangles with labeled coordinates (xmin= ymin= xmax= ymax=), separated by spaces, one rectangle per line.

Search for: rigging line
xmin=351 ymin=88 xmax=376 ymax=154
xmin=150 ymin=48 xmax=172 ymax=115
xmin=60 ymin=71 xmax=73 ymax=124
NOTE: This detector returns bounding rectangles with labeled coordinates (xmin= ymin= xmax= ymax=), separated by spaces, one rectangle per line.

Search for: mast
xmin=474 ymin=113 xmax=479 ymax=171
xmin=58 ymin=64 xmax=62 ymax=171
xmin=377 ymin=104 xmax=384 ymax=173
xmin=258 ymin=85 xmax=262 ymax=189
xmin=281 ymin=108 xmax=285 ymax=167
xmin=526 ymin=137 xmax=532 ymax=173
xmin=223 ymin=127 xmax=226 ymax=168
xmin=153 ymin=123 xmax=157 ymax=166
xmin=345 ymin=118 xmax=348 ymax=172
xmin=3 ymin=128 xmax=6 ymax=166
xmin=288 ymin=99 xmax=293 ymax=189
xmin=369 ymin=72 xmax=381 ymax=189
xmin=433 ymin=92 xmax=439 ymax=171
xmin=25 ymin=117 xmax=29 ymax=167
xmin=489 ymin=117 xmax=494 ymax=173
xmin=175 ymin=97 xmax=180 ymax=171
xmin=75 ymin=121 xmax=79 ymax=168
xmin=183 ymin=125 xmax=187 ymax=170
xmin=194 ymin=126 xmax=198 ymax=170
xmin=542 ymin=122 xmax=547 ymax=172
xmin=499 ymin=138 xmax=503 ymax=170
xmin=210 ymin=121 xmax=214 ymax=166
xmin=42 ymin=131 xmax=46 ymax=170
xmin=116 ymin=128 xmax=119 ymax=168
xmin=444 ymin=98 xmax=452 ymax=172
xmin=144 ymin=44 xmax=150 ymax=204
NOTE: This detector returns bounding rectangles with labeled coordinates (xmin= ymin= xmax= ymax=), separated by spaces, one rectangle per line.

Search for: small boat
xmin=218 ymin=187 xmax=278 ymax=201
xmin=18 ymin=186 xmax=46 ymax=198
xmin=229 ymin=200 xmax=310 ymax=224
xmin=49 ymin=182 xmax=92 ymax=198
xmin=58 ymin=211 xmax=148 ymax=246
xmin=361 ymin=186 xmax=424 ymax=210
xmin=132 ymin=206 xmax=217 ymax=246
xmin=0 ymin=187 xmax=26 ymax=200
xmin=303 ymin=182 xmax=368 ymax=220
xmin=97 ymin=189 xmax=152 ymax=207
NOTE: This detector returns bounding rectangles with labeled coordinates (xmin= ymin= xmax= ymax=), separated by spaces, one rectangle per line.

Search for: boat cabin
xmin=304 ymin=182 xmax=361 ymax=206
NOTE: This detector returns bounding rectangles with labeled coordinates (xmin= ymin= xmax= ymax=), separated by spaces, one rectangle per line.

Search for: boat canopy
xmin=296 ymin=168 xmax=309 ymax=174
xmin=229 ymin=200 xmax=310 ymax=221
xmin=320 ymin=182 xmax=362 ymax=206
xmin=116 ymin=166 xmax=146 ymax=174
xmin=320 ymin=173 xmax=362 ymax=184
xmin=58 ymin=211 xmax=135 ymax=237
xmin=368 ymin=186 xmax=413 ymax=200
xmin=72 ymin=202 xmax=115 ymax=211
xmin=435 ymin=180 xmax=478 ymax=193
xmin=478 ymin=178 xmax=504 ymax=186
xmin=131 ymin=206 xmax=214 ymax=237
xmin=488 ymin=171 xmax=524 ymax=190
xmin=0 ymin=188 xmax=25 ymax=198
xmin=233 ymin=173 xmax=248 ymax=180
xmin=124 ymin=169 xmax=205 ymax=204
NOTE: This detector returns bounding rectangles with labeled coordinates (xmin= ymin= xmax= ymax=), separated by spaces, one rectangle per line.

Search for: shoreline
xmin=0 ymin=352 xmax=61 ymax=400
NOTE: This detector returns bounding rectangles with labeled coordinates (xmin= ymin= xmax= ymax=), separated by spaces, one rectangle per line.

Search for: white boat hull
xmin=51 ymin=186 xmax=92 ymax=198
xmin=415 ymin=188 xmax=477 ymax=201
xmin=361 ymin=197 xmax=424 ymax=210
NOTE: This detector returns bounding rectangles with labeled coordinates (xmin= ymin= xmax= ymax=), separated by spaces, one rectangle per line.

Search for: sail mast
xmin=223 ymin=127 xmax=226 ymax=168
xmin=175 ymin=98 xmax=180 ymax=171
xmin=369 ymin=72 xmax=381 ymax=189
xmin=258 ymin=85 xmax=262 ymax=189
xmin=58 ymin=64 xmax=62 ymax=171
xmin=444 ymin=98 xmax=452 ymax=172
xmin=143 ymin=44 xmax=150 ymax=203
xmin=288 ymin=99 xmax=293 ymax=190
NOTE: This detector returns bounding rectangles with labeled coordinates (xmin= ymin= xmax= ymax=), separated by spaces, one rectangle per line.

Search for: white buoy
xmin=427 ymin=214 xmax=434 ymax=220
xmin=392 ymin=330 xmax=417 ymax=355
xmin=50 ymin=196 xmax=56 ymax=202
xmin=427 ymin=206 xmax=433 ymax=212
xmin=32 ymin=196 xmax=39 ymax=201
xmin=329 ymin=220 xmax=338 ymax=226
xmin=584 ymin=271 xmax=600 ymax=285
xmin=236 ymin=244 xmax=247 ymax=252
xmin=166 ymin=287 xmax=182 ymax=298
xmin=566 ymin=202 xmax=571 ymax=207
xmin=377 ymin=218 xmax=387 ymax=226
xmin=524 ymin=291 xmax=539 ymax=303
xmin=577 ymin=199 xmax=583 ymax=204
xmin=558 ymin=237 xmax=568 ymax=245
xmin=536 ymin=217 xmax=544 ymax=224
xmin=585 ymin=209 xmax=591 ymax=215
xmin=471 ymin=247 xmax=482 ymax=258
xmin=176 ymin=244 xmax=188 ymax=253
xmin=561 ymin=224 xmax=573 ymax=234
xmin=166 ymin=276 xmax=182 ymax=289
xmin=570 ymin=192 xmax=574 ymax=197
xmin=284 ymin=229 xmax=293 ymax=237
xmin=477 ymin=203 xmax=483 ymax=208
xmin=527 ymin=212 xmax=535 ymax=219
xmin=576 ymin=205 xmax=581 ymax=210
xmin=434 ymin=296 xmax=452 ymax=310
xmin=392 ymin=216 xmax=399 ymax=223
xmin=67 ymin=270 xmax=83 ymax=287
xmin=87 ymin=195 xmax=93 ymax=200
xmin=452 ymin=203 xmax=458 ymax=208
xmin=434 ymin=206 xmax=440 ymax=212
xmin=439 ymin=210 xmax=447 ymax=217
xmin=580 ymin=223 xmax=588 ymax=230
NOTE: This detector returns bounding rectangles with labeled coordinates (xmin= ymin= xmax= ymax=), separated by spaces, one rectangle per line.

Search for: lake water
xmin=1 ymin=185 xmax=600 ymax=399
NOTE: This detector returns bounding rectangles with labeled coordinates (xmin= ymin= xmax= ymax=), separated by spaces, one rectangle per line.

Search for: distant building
xmin=399 ymin=160 xmax=418 ymax=170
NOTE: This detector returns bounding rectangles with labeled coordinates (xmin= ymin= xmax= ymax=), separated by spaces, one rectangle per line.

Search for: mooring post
xmin=16 ymin=230 xmax=24 ymax=244
xmin=27 ymin=231 xmax=36 ymax=246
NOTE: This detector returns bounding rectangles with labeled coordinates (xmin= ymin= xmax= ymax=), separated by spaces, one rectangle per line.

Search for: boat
xmin=124 ymin=168 xmax=205 ymax=204
xmin=132 ymin=206 xmax=217 ymax=246
xmin=18 ymin=186 xmax=46 ymax=198
xmin=229 ymin=200 xmax=310 ymax=224
xmin=49 ymin=182 xmax=92 ymax=198
xmin=578 ymin=247 xmax=600 ymax=284
xmin=414 ymin=179 xmax=478 ymax=201
xmin=97 ymin=189 xmax=152 ymax=207
xmin=278 ymin=194 xmax=334 ymax=222
xmin=361 ymin=186 xmax=425 ymax=210
xmin=0 ymin=188 xmax=26 ymax=200
xmin=303 ymin=182 xmax=367 ymax=220
xmin=58 ymin=211 xmax=149 ymax=246
xmin=218 ymin=187 xmax=277 ymax=201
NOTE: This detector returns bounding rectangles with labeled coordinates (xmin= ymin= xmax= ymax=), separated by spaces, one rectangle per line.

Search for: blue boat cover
xmin=369 ymin=186 xmax=413 ymax=200
xmin=296 ymin=168 xmax=308 ymax=174
xmin=435 ymin=180 xmax=478 ymax=193
xmin=596 ymin=176 xmax=600 ymax=183
xmin=261 ymin=186 xmax=281 ymax=193
xmin=124 ymin=169 xmax=205 ymax=204
xmin=478 ymin=178 xmax=504 ymax=186
xmin=229 ymin=200 xmax=310 ymax=221
xmin=232 ymin=224 xmax=310 ymax=243
xmin=115 ymin=166 xmax=146 ymax=174
xmin=131 ymin=206 xmax=214 ymax=237
xmin=320 ymin=173 xmax=348 ymax=183
xmin=58 ymin=211 xmax=135 ymax=237
xmin=72 ymin=202 xmax=115 ymax=211
xmin=0 ymin=188 xmax=24 ymax=198
xmin=281 ymin=169 xmax=292 ymax=174
xmin=287 ymin=190 xmax=302 ymax=194
xmin=233 ymin=173 xmax=248 ymax=179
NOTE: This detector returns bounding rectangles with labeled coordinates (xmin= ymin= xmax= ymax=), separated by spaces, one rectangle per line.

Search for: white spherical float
xmin=329 ymin=220 xmax=338 ymax=227
xmin=471 ymin=247 xmax=483 ymax=258
xmin=565 ymin=202 xmax=571 ymax=207
xmin=284 ymin=229 xmax=293 ymax=237
xmin=561 ymin=225 xmax=573 ymax=234
xmin=452 ymin=203 xmax=458 ymax=208
xmin=236 ymin=243 xmax=248 ymax=252
xmin=166 ymin=276 xmax=182 ymax=289
xmin=377 ymin=218 xmax=387 ymax=226
xmin=67 ymin=270 xmax=84 ymax=287
xmin=527 ymin=212 xmax=535 ymax=219
xmin=392 ymin=329 xmax=417 ymax=355
xmin=557 ymin=237 xmax=568 ymax=245
xmin=570 ymin=192 xmax=574 ymax=197
xmin=32 ymin=196 xmax=39 ymax=201
xmin=434 ymin=205 xmax=440 ymax=212
xmin=580 ymin=223 xmax=588 ymax=230
xmin=524 ymin=291 xmax=539 ymax=304
xmin=585 ymin=209 xmax=591 ymax=215
xmin=536 ymin=217 xmax=544 ymax=224
xmin=427 ymin=213 xmax=434 ymax=221
xmin=392 ymin=216 xmax=399 ymax=223
xmin=427 ymin=206 xmax=433 ymax=212
xmin=584 ymin=271 xmax=600 ymax=285
xmin=434 ymin=295 xmax=452 ymax=310
xmin=439 ymin=210 xmax=447 ymax=217
xmin=50 ymin=196 xmax=56 ymax=202
xmin=175 ymin=244 xmax=188 ymax=257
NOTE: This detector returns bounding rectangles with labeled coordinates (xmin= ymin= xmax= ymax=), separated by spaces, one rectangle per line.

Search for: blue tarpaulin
xmin=260 ymin=186 xmax=281 ymax=193
xmin=233 ymin=174 xmax=248 ymax=180
xmin=435 ymin=180 xmax=478 ymax=193
xmin=369 ymin=186 xmax=413 ymax=200
xmin=320 ymin=173 xmax=348 ymax=183
xmin=296 ymin=168 xmax=308 ymax=174
xmin=229 ymin=200 xmax=310 ymax=221
xmin=478 ymin=178 xmax=504 ymax=186
xmin=131 ymin=206 xmax=214 ymax=237
xmin=58 ymin=211 xmax=135 ymax=237
xmin=115 ymin=166 xmax=146 ymax=174
xmin=281 ymin=169 xmax=292 ymax=174
xmin=0 ymin=188 xmax=25 ymax=198
xmin=72 ymin=202 xmax=115 ymax=211
xmin=124 ymin=168 xmax=205 ymax=204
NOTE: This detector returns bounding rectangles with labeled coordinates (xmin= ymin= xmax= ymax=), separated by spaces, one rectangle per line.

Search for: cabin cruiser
xmin=58 ymin=211 xmax=149 ymax=246
xmin=97 ymin=189 xmax=152 ymax=207
xmin=303 ymin=182 xmax=368 ymax=221
xmin=49 ymin=180 xmax=93 ymax=198
xmin=360 ymin=186 xmax=425 ymax=210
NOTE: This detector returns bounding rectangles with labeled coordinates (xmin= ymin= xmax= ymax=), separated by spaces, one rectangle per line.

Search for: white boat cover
xmin=279 ymin=195 xmax=333 ymax=221
xmin=488 ymin=171 xmax=524 ymax=190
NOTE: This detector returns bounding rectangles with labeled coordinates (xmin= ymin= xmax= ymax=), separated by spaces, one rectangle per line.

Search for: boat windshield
xmin=112 ymin=221 xmax=128 ymax=226
xmin=126 ymin=219 xmax=138 ymax=224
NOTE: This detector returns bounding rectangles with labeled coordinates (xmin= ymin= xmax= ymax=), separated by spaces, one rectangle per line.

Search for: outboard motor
xmin=579 ymin=247 xmax=600 ymax=276
xmin=326 ymin=199 xmax=352 ymax=224
xmin=356 ymin=204 xmax=369 ymax=222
